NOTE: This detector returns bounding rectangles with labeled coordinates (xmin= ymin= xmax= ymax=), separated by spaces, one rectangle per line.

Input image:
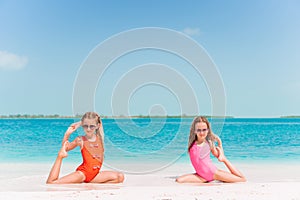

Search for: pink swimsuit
xmin=189 ymin=141 xmax=217 ymax=182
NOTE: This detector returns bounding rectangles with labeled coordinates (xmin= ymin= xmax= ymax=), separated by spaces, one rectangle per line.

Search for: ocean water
xmin=0 ymin=118 xmax=300 ymax=169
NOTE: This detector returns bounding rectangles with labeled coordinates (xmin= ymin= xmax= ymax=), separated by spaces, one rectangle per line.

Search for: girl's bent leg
xmin=214 ymin=169 xmax=246 ymax=183
xmin=46 ymin=142 xmax=68 ymax=184
xmin=46 ymin=142 xmax=85 ymax=184
xmin=214 ymin=146 xmax=246 ymax=183
xmin=176 ymin=173 xmax=207 ymax=183
xmin=49 ymin=171 xmax=86 ymax=184
xmin=91 ymin=171 xmax=124 ymax=183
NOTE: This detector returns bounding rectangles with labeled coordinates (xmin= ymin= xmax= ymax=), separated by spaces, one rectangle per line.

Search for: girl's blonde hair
xmin=187 ymin=116 xmax=218 ymax=151
xmin=81 ymin=112 xmax=104 ymax=146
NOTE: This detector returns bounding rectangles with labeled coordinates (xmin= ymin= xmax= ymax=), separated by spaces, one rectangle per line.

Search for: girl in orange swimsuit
xmin=176 ymin=116 xmax=246 ymax=183
xmin=46 ymin=112 xmax=124 ymax=184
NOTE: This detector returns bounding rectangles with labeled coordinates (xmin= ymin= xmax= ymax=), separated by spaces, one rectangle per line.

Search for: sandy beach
xmin=1 ymin=161 xmax=299 ymax=200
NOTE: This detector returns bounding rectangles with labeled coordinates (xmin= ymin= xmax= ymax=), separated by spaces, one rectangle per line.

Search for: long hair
xmin=187 ymin=116 xmax=218 ymax=151
xmin=81 ymin=112 xmax=104 ymax=146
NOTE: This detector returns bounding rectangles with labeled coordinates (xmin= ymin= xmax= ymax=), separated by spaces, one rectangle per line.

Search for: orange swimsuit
xmin=76 ymin=135 xmax=104 ymax=183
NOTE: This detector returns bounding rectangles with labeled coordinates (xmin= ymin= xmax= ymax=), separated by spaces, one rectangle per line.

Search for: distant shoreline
xmin=280 ymin=116 xmax=300 ymax=118
xmin=0 ymin=114 xmax=233 ymax=119
xmin=0 ymin=114 xmax=299 ymax=119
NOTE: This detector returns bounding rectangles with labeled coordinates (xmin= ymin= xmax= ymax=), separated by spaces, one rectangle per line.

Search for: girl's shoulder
xmin=189 ymin=141 xmax=199 ymax=150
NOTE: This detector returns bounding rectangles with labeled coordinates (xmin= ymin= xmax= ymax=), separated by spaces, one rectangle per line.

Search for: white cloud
xmin=182 ymin=27 xmax=201 ymax=36
xmin=0 ymin=51 xmax=28 ymax=70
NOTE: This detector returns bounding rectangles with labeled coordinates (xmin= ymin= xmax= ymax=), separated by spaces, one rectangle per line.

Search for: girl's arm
xmin=211 ymin=135 xmax=223 ymax=158
xmin=215 ymin=135 xmax=222 ymax=148
xmin=62 ymin=122 xmax=81 ymax=151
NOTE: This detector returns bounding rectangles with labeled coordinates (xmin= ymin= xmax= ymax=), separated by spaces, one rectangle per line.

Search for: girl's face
xmin=195 ymin=122 xmax=209 ymax=142
xmin=82 ymin=118 xmax=99 ymax=137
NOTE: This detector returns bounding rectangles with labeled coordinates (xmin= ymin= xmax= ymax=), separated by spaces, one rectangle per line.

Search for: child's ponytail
xmin=96 ymin=113 xmax=105 ymax=146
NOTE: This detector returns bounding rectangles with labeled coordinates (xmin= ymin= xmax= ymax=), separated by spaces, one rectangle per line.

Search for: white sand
xmin=0 ymin=162 xmax=300 ymax=199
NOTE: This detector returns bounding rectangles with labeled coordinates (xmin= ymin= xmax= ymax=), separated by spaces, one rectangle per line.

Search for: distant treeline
xmin=125 ymin=115 xmax=234 ymax=119
xmin=0 ymin=114 xmax=234 ymax=119
xmin=280 ymin=116 xmax=300 ymax=118
xmin=0 ymin=114 xmax=76 ymax=119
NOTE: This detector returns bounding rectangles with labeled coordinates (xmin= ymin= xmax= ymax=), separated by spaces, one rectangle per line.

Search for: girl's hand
xmin=65 ymin=121 xmax=81 ymax=135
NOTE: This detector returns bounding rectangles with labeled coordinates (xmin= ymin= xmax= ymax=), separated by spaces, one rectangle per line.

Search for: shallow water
xmin=0 ymin=118 xmax=299 ymax=168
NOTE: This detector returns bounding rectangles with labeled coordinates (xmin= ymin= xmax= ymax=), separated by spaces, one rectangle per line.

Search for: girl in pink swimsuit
xmin=176 ymin=116 xmax=246 ymax=183
xmin=46 ymin=112 xmax=124 ymax=184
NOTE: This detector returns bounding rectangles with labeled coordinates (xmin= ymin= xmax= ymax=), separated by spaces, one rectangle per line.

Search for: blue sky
xmin=0 ymin=0 xmax=299 ymax=117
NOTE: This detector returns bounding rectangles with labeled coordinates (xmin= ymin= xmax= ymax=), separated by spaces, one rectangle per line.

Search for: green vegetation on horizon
xmin=0 ymin=114 xmax=234 ymax=119
xmin=280 ymin=116 xmax=300 ymax=118
xmin=2 ymin=114 xmax=300 ymax=119
xmin=0 ymin=114 xmax=74 ymax=119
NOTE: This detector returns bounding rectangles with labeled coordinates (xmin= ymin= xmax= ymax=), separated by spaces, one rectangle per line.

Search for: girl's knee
xmin=240 ymin=176 xmax=247 ymax=182
xmin=110 ymin=172 xmax=124 ymax=183
xmin=175 ymin=176 xmax=184 ymax=183
xmin=117 ymin=172 xmax=124 ymax=183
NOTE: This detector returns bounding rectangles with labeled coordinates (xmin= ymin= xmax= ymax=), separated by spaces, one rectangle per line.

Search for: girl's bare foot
xmin=58 ymin=141 xmax=68 ymax=158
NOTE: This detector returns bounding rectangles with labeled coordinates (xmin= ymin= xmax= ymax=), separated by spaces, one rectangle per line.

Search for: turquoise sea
xmin=0 ymin=118 xmax=300 ymax=170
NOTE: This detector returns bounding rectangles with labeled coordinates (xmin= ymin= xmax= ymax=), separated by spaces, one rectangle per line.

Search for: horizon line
xmin=1 ymin=114 xmax=300 ymax=119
